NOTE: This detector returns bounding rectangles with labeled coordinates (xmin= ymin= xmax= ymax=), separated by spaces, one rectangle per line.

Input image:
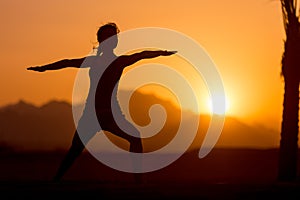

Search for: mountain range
xmin=0 ymin=90 xmax=280 ymax=152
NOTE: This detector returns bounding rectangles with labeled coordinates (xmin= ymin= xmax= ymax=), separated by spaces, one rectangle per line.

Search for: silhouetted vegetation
xmin=278 ymin=0 xmax=300 ymax=181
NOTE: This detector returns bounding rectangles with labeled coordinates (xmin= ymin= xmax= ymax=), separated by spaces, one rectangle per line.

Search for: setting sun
xmin=207 ymin=95 xmax=230 ymax=116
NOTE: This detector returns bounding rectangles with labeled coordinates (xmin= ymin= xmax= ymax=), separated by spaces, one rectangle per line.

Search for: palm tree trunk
xmin=278 ymin=77 xmax=299 ymax=181
xmin=278 ymin=0 xmax=300 ymax=182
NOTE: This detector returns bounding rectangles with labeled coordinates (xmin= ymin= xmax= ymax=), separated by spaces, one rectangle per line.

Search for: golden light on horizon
xmin=207 ymin=94 xmax=230 ymax=116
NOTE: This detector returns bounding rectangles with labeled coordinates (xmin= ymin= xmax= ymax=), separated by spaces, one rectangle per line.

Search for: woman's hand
xmin=27 ymin=66 xmax=46 ymax=72
xmin=161 ymin=50 xmax=177 ymax=56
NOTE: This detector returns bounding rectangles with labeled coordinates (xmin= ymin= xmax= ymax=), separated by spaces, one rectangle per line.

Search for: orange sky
xmin=0 ymin=0 xmax=286 ymax=131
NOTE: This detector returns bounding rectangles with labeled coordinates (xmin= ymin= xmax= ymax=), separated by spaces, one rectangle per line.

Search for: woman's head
xmin=96 ymin=23 xmax=119 ymax=55
xmin=97 ymin=22 xmax=119 ymax=43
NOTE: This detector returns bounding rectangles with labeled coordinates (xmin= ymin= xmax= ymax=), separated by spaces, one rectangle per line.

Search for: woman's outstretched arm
xmin=27 ymin=57 xmax=91 ymax=72
xmin=122 ymin=50 xmax=177 ymax=67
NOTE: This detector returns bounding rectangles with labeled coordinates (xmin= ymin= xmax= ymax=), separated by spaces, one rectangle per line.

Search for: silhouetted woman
xmin=28 ymin=22 xmax=175 ymax=181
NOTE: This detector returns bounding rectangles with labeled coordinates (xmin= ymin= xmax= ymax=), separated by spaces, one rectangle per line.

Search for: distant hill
xmin=0 ymin=90 xmax=280 ymax=152
xmin=0 ymin=100 xmax=75 ymax=151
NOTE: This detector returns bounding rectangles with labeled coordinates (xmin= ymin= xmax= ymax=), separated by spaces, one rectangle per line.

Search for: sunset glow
xmin=0 ymin=0 xmax=286 ymax=132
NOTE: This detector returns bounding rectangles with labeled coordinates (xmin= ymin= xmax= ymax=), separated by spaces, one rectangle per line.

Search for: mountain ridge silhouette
xmin=0 ymin=90 xmax=280 ymax=151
